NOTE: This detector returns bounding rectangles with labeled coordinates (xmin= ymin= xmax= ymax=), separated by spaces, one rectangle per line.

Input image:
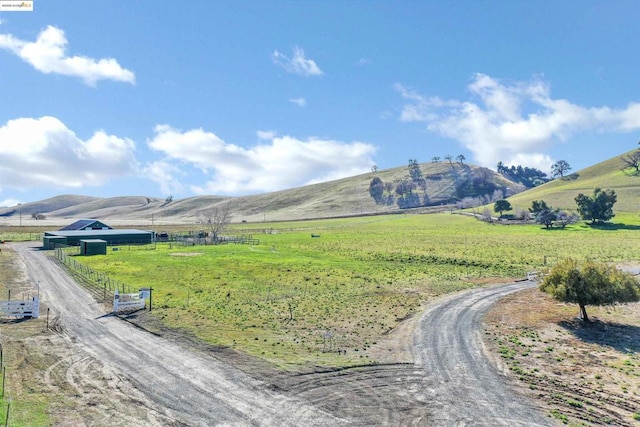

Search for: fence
xmin=0 ymin=233 xmax=42 ymax=243
xmin=54 ymin=248 xmax=135 ymax=302
xmin=176 ymin=234 xmax=260 ymax=246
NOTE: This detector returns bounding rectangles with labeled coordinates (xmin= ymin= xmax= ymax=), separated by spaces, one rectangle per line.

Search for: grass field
xmin=70 ymin=213 xmax=640 ymax=369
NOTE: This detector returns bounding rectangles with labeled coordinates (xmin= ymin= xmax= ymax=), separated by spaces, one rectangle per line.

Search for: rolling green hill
xmin=507 ymin=149 xmax=640 ymax=216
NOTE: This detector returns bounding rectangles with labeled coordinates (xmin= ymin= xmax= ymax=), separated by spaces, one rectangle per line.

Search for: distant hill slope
xmin=48 ymin=196 xmax=165 ymax=218
xmin=1 ymin=162 xmax=520 ymax=224
xmin=0 ymin=194 xmax=98 ymax=217
xmin=507 ymin=149 xmax=640 ymax=214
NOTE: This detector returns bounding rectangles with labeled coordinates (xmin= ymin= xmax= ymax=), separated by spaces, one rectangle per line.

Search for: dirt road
xmin=12 ymin=242 xmax=555 ymax=426
xmin=414 ymin=282 xmax=554 ymax=426
xmin=12 ymin=243 xmax=346 ymax=426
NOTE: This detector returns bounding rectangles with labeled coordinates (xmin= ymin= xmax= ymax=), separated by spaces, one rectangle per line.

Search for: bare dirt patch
xmin=168 ymin=252 xmax=202 ymax=257
xmin=484 ymin=287 xmax=640 ymax=426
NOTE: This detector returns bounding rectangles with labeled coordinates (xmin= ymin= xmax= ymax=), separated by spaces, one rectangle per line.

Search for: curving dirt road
xmin=12 ymin=242 xmax=554 ymax=426
xmin=414 ymin=283 xmax=554 ymax=426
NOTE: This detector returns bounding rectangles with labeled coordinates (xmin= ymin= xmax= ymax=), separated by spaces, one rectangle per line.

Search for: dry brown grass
xmin=485 ymin=287 xmax=640 ymax=426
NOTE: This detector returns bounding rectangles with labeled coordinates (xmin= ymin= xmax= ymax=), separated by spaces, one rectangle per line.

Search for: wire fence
xmin=54 ymin=248 xmax=136 ymax=303
xmin=0 ymin=233 xmax=42 ymax=243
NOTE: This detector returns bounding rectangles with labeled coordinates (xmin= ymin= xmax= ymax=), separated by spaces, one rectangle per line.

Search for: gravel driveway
xmin=414 ymin=282 xmax=554 ymax=426
xmin=13 ymin=242 xmax=346 ymax=426
xmin=13 ymin=242 xmax=555 ymax=426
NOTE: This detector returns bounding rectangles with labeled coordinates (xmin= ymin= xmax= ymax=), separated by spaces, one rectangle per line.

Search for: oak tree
xmin=540 ymin=259 xmax=640 ymax=322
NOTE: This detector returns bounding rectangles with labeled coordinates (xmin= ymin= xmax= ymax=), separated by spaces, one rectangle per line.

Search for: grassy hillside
xmin=3 ymin=162 xmax=519 ymax=224
xmin=49 ymin=196 xmax=164 ymax=218
xmin=0 ymin=194 xmax=98 ymax=217
xmin=507 ymin=149 xmax=640 ymax=216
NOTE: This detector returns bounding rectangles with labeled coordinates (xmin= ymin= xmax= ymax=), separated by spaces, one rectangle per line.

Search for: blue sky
xmin=1 ymin=1 xmax=639 ymax=206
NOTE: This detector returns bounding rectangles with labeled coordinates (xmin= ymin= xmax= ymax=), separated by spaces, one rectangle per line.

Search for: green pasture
xmin=76 ymin=213 xmax=640 ymax=369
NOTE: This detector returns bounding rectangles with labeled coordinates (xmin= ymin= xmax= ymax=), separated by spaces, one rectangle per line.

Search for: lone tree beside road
xmin=574 ymin=187 xmax=617 ymax=225
xmin=540 ymin=259 xmax=640 ymax=322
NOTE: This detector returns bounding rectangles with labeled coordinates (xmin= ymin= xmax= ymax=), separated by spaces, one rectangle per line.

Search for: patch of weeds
xmin=633 ymin=413 xmax=640 ymax=421
xmin=550 ymin=409 xmax=569 ymax=424
xmin=567 ymin=399 xmax=583 ymax=409
xmin=500 ymin=346 xmax=515 ymax=360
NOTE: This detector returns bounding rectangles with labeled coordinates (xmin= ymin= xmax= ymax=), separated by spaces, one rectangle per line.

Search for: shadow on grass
xmin=582 ymin=222 xmax=640 ymax=231
xmin=560 ymin=173 xmax=580 ymax=181
xmin=559 ymin=318 xmax=640 ymax=354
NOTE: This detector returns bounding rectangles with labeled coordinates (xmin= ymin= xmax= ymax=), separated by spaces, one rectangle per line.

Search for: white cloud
xmin=0 ymin=25 xmax=135 ymax=85
xmin=289 ymin=97 xmax=306 ymax=107
xmin=0 ymin=116 xmax=137 ymax=191
xmin=358 ymin=58 xmax=371 ymax=66
xmin=257 ymin=130 xmax=276 ymax=140
xmin=396 ymin=74 xmax=640 ymax=169
xmin=142 ymin=160 xmax=185 ymax=196
xmin=0 ymin=199 xmax=21 ymax=208
xmin=272 ymin=46 xmax=323 ymax=76
xmin=148 ymin=125 xmax=376 ymax=195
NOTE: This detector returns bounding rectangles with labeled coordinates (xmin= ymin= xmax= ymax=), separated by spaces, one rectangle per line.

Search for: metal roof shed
xmin=43 ymin=235 xmax=67 ymax=249
xmin=80 ymin=239 xmax=107 ymax=256
xmin=43 ymin=229 xmax=153 ymax=246
xmin=59 ymin=219 xmax=112 ymax=231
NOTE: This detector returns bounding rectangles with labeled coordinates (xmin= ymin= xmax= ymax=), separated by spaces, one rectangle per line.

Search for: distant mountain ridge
xmin=1 ymin=151 xmax=638 ymax=224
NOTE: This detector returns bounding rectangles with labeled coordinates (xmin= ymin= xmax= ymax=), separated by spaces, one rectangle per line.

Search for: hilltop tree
xmin=371 ymin=164 xmax=379 ymax=172
xmin=551 ymin=160 xmax=572 ymax=178
xmin=456 ymin=154 xmax=466 ymax=165
xmin=621 ymin=150 xmax=640 ymax=174
xmin=444 ymin=154 xmax=453 ymax=164
xmin=574 ymin=187 xmax=617 ymax=225
xmin=540 ymin=259 xmax=640 ymax=322
xmin=497 ymin=163 xmax=548 ymax=188
xmin=431 ymin=156 xmax=441 ymax=163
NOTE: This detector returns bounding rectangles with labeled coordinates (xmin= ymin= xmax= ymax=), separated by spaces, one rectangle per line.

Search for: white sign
xmin=113 ymin=290 xmax=145 ymax=312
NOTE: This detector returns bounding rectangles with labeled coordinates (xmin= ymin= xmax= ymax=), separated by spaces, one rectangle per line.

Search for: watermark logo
xmin=0 ymin=1 xmax=33 ymax=11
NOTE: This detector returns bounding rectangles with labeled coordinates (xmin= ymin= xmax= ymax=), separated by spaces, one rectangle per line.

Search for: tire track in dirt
xmin=269 ymin=363 xmax=431 ymax=425
xmin=519 ymin=371 xmax=640 ymax=426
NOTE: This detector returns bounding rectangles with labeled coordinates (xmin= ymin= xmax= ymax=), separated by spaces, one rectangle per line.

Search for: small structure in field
xmin=80 ymin=239 xmax=107 ymax=256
